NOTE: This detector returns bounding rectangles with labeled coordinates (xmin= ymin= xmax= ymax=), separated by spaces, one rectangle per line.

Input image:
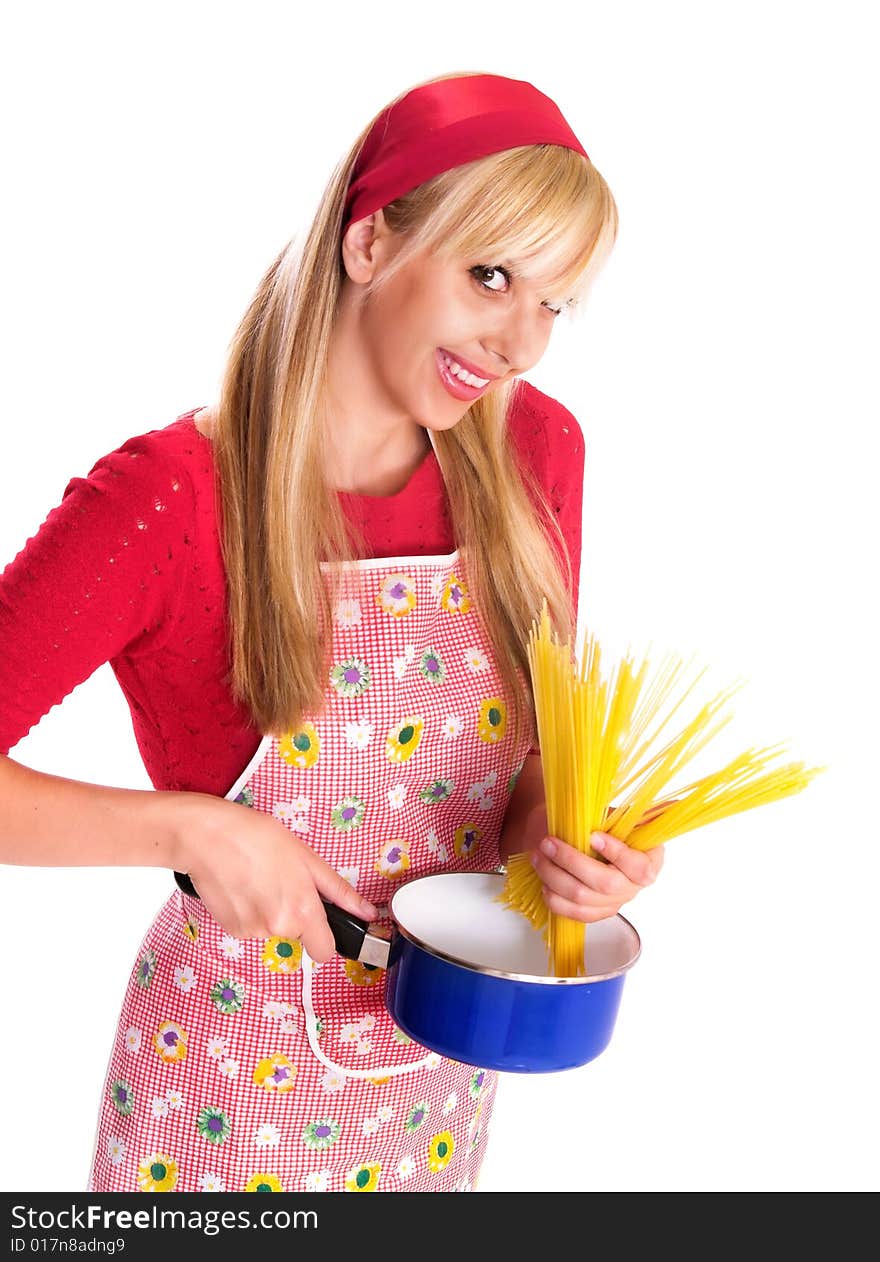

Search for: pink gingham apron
xmin=87 ymin=548 xmax=533 ymax=1192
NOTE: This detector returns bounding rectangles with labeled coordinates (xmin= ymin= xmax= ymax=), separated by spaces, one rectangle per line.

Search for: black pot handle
xmin=172 ymin=869 xmax=388 ymax=967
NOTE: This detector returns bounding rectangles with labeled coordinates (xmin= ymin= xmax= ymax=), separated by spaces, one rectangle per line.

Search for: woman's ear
xmin=340 ymin=209 xmax=391 ymax=284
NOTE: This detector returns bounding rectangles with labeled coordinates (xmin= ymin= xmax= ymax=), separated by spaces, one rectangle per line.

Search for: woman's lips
xmin=435 ymin=349 xmax=493 ymax=401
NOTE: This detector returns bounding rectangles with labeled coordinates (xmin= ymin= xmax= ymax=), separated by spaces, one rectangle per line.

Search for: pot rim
xmin=389 ymin=873 xmax=642 ymax=985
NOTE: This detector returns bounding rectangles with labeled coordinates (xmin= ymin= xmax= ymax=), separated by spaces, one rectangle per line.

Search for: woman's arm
xmin=0 ymin=751 xmax=182 ymax=869
xmin=0 ymin=752 xmax=377 ymax=959
xmin=0 ymin=432 xmax=378 ymax=959
xmin=498 ymin=752 xmax=548 ymax=865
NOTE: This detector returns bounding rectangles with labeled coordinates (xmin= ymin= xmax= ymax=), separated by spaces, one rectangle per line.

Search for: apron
xmin=87 ymin=548 xmax=534 ymax=1193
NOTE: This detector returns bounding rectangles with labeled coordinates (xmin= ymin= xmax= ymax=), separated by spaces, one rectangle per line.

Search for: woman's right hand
xmin=167 ymin=791 xmax=378 ymax=963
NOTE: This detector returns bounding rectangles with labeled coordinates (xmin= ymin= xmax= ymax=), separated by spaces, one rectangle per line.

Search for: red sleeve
xmin=508 ymin=382 xmax=586 ymax=757
xmin=0 ymin=433 xmax=192 ymax=756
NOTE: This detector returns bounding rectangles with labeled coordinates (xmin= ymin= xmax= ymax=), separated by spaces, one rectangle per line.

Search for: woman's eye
xmin=471 ymin=264 xmax=567 ymax=316
xmin=471 ymin=265 xmax=511 ymax=293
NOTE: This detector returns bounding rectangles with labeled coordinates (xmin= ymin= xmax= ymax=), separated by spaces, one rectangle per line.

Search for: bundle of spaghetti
xmin=502 ymin=602 xmax=823 ymax=977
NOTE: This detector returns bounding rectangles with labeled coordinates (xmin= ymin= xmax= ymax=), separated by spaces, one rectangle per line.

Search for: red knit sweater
xmin=0 ymin=382 xmax=584 ymax=795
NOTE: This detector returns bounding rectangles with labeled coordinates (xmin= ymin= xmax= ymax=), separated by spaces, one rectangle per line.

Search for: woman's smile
xmin=435 ymin=348 xmax=497 ymax=401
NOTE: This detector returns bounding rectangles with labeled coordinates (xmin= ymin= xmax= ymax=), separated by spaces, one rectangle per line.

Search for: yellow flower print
xmin=344 ymin=959 xmax=384 ymax=987
xmin=454 ymin=823 xmax=482 ymax=859
xmin=345 ymin=1162 xmax=381 ymax=1191
xmin=376 ymin=573 xmax=417 ymax=618
xmin=261 ymin=937 xmax=303 ymax=974
xmin=278 ymin=722 xmax=321 ymax=770
xmin=427 ymin=1131 xmax=455 ymax=1173
xmin=440 ymin=574 xmax=471 ymax=614
xmin=245 ymin=1172 xmax=283 ymax=1192
xmin=385 ymin=716 xmax=424 ymax=764
xmin=478 ymin=697 xmax=508 ymax=744
xmin=137 ymin=1154 xmax=179 ymax=1192
xmin=182 ymin=915 xmax=198 ymax=944
xmin=153 ymin=1021 xmax=188 ymax=1063
xmin=253 ymin=1053 xmax=297 ymax=1093
xmin=376 ymin=838 xmax=411 ymax=880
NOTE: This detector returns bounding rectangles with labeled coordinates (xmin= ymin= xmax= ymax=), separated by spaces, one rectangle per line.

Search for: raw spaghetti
xmin=501 ymin=602 xmax=823 ymax=977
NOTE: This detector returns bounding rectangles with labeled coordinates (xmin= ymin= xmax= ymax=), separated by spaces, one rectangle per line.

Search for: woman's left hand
xmin=531 ymin=831 xmax=664 ymax=923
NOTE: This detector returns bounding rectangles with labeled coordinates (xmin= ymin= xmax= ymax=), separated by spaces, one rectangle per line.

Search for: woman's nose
xmin=482 ymin=306 xmax=553 ymax=377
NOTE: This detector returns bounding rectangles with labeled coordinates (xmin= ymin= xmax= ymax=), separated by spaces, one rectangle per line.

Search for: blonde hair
xmin=212 ymin=72 xmax=618 ymax=744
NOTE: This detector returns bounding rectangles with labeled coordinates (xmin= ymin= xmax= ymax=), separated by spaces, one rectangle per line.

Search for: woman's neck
xmin=193 ymin=312 xmax=433 ymax=498
xmin=322 ymin=291 xmax=431 ymax=496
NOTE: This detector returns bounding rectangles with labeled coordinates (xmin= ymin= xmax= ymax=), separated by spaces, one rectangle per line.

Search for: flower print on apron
xmin=87 ymin=548 xmax=534 ymax=1194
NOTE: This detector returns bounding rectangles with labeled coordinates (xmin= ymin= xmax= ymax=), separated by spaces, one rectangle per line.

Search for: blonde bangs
xmin=382 ymin=145 xmax=618 ymax=310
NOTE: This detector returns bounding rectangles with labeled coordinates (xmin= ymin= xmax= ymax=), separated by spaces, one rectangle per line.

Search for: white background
xmin=1 ymin=0 xmax=877 ymax=1194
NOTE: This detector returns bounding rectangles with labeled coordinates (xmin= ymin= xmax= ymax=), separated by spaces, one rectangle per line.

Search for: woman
xmin=0 ymin=70 xmax=663 ymax=1193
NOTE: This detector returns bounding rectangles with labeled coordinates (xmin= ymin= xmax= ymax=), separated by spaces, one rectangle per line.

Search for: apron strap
xmin=300 ymin=949 xmax=440 ymax=1080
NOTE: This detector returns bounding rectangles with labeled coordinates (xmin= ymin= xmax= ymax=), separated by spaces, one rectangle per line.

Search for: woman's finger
xmin=296 ymin=906 xmax=337 ymax=965
xmin=295 ymin=837 xmax=379 ymax=921
xmin=591 ymin=831 xmax=664 ymax=885
xmin=539 ymin=885 xmax=624 ymax=925
xmin=531 ymin=845 xmax=626 ymax=909
xmin=533 ymin=836 xmax=632 ymax=899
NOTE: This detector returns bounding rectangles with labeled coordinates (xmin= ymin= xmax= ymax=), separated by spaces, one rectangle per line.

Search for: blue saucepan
xmin=173 ymin=868 xmax=640 ymax=1073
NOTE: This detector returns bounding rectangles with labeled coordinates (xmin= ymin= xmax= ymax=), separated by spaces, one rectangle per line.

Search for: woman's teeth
xmin=441 ymin=352 xmax=489 ymax=388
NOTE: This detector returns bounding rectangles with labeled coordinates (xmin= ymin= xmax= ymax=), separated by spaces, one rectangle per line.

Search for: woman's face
xmin=342 ymin=221 xmax=566 ymax=432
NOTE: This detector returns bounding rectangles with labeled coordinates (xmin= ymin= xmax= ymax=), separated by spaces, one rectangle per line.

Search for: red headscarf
xmin=343 ymin=73 xmax=590 ymax=230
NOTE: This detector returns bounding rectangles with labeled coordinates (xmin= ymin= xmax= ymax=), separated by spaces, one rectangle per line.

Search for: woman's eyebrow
xmin=469 ymin=255 xmax=521 ymax=274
